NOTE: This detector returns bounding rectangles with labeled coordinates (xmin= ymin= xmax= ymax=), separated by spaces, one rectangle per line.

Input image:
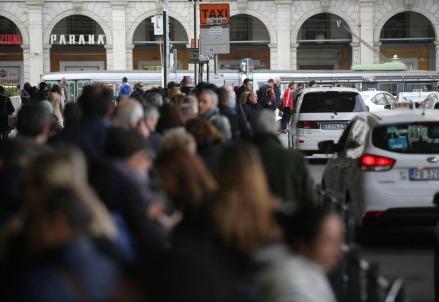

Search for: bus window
xmin=77 ymin=80 xmax=89 ymax=99
xmin=362 ymin=82 xmax=378 ymax=91
xmin=68 ymin=81 xmax=76 ymax=101
xmin=404 ymin=82 xmax=432 ymax=92
xmin=378 ymin=82 xmax=399 ymax=95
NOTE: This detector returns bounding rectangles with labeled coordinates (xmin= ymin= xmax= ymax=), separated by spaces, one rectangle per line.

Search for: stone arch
xmin=292 ymin=10 xmax=358 ymax=44
xmin=128 ymin=11 xmax=190 ymax=46
xmin=44 ymin=9 xmax=113 ymax=46
xmin=231 ymin=10 xmax=276 ymax=44
xmin=375 ymin=8 xmax=437 ymax=43
xmin=0 ymin=11 xmax=29 ymax=46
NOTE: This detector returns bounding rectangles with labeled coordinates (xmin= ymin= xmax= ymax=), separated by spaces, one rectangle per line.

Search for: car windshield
xmin=300 ymin=92 xmax=364 ymax=113
xmin=372 ymin=123 xmax=439 ymax=154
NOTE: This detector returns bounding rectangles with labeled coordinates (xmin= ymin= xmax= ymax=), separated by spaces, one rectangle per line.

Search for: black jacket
xmin=219 ymin=104 xmax=240 ymax=139
xmin=0 ymin=94 xmax=14 ymax=131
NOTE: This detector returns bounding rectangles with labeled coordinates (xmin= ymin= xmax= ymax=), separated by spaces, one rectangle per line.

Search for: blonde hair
xmin=214 ymin=144 xmax=274 ymax=252
xmin=239 ymin=91 xmax=252 ymax=105
xmin=26 ymin=147 xmax=117 ymax=239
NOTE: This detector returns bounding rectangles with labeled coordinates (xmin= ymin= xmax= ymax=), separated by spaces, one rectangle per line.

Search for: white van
xmin=291 ymin=87 xmax=366 ymax=155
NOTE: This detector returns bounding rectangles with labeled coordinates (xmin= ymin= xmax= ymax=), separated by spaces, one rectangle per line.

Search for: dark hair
xmin=297 ymin=82 xmax=304 ymax=88
xmin=77 ymin=84 xmax=114 ymax=118
xmin=156 ymin=147 xmax=217 ymax=210
xmin=309 ymin=80 xmax=316 ymax=87
xmin=425 ymin=84 xmax=433 ymax=91
xmin=0 ymin=86 xmax=4 ymax=94
xmin=50 ymin=84 xmax=61 ymax=95
xmin=24 ymin=82 xmax=32 ymax=91
xmin=288 ymin=82 xmax=295 ymax=88
xmin=216 ymin=86 xmax=229 ymax=106
xmin=268 ymin=79 xmax=274 ymax=83
xmin=17 ymin=103 xmax=51 ymax=137
xmin=122 ymin=77 xmax=128 ymax=83
xmin=63 ymin=102 xmax=82 ymax=128
xmin=144 ymin=92 xmax=163 ymax=108
xmin=243 ymin=78 xmax=252 ymax=85
xmin=195 ymin=82 xmax=217 ymax=96
xmin=156 ymin=103 xmax=183 ymax=133
xmin=281 ymin=206 xmax=335 ymax=249
xmin=41 ymin=187 xmax=93 ymax=235
xmin=186 ymin=118 xmax=224 ymax=149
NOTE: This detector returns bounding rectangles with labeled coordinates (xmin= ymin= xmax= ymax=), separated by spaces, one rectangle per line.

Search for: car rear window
xmin=372 ymin=123 xmax=439 ymax=154
xmin=299 ymin=92 xmax=365 ymax=113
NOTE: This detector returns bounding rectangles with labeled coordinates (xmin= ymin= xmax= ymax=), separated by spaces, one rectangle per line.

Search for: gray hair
xmin=254 ymin=109 xmax=277 ymax=134
xmin=200 ymin=89 xmax=219 ymax=106
xmin=160 ymin=129 xmax=197 ymax=154
xmin=145 ymin=92 xmax=164 ymax=107
xmin=143 ymin=103 xmax=160 ymax=121
xmin=114 ymin=99 xmax=144 ymax=129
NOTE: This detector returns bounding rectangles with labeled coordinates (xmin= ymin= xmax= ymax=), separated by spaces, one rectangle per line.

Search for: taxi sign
xmin=199 ymin=3 xmax=230 ymax=26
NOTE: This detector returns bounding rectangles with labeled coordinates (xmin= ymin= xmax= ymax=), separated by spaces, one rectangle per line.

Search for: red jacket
xmin=281 ymin=88 xmax=293 ymax=110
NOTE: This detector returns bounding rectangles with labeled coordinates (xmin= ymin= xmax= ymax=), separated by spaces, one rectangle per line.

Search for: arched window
xmin=297 ymin=13 xmax=352 ymax=70
xmin=0 ymin=16 xmax=23 ymax=86
xmin=49 ymin=15 xmax=107 ymax=71
xmin=218 ymin=14 xmax=270 ymax=70
xmin=132 ymin=17 xmax=189 ymax=70
xmin=380 ymin=12 xmax=435 ymax=70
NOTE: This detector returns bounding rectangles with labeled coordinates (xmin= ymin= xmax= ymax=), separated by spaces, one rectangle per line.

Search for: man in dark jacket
xmin=252 ymin=110 xmax=316 ymax=209
xmin=238 ymin=92 xmax=260 ymax=139
xmin=0 ymin=86 xmax=15 ymax=140
xmin=236 ymin=78 xmax=253 ymax=102
xmin=217 ymin=86 xmax=240 ymax=139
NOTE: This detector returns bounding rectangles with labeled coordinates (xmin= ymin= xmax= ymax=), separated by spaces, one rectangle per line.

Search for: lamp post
xmin=189 ymin=0 xmax=201 ymax=85
xmin=163 ymin=0 xmax=169 ymax=87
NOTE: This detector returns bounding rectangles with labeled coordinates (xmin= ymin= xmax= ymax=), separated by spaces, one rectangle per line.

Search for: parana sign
xmin=50 ymin=34 xmax=106 ymax=45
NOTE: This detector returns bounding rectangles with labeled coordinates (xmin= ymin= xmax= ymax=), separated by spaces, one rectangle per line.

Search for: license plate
xmin=321 ymin=123 xmax=346 ymax=130
xmin=409 ymin=168 xmax=439 ymax=181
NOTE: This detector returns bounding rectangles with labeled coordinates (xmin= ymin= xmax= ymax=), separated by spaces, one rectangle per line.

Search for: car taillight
xmin=297 ymin=121 xmax=319 ymax=129
xmin=360 ymin=154 xmax=396 ymax=172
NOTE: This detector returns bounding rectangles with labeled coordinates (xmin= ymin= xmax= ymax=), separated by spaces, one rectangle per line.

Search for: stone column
xmin=435 ymin=41 xmax=439 ymax=71
xmin=111 ymin=1 xmax=128 ymax=70
xmin=359 ymin=0 xmax=375 ymax=65
xmin=43 ymin=44 xmax=51 ymax=73
xmin=126 ymin=44 xmax=134 ymax=70
xmin=269 ymin=44 xmax=278 ymax=70
xmin=290 ymin=43 xmax=298 ymax=70
xmin=22 ymin=44 xmax=30 ymax=83
xmin=106 ymin=45 xmax=113 ymax=70
xmin=373 ymin=42 xmax=382 ymax=64
xmin=26 ymin=0 xmax=44 ymax=85
xmin=275 ymin=0 xmax=291 ymax=70
xmin=351 ymin=42 xmax=361 ymax=66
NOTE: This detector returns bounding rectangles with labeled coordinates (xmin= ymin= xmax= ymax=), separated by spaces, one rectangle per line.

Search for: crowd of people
xmin=0 ymin=76 xmax=343 ymax=302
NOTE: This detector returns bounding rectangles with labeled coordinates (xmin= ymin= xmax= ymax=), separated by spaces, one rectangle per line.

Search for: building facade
xmin=1 ymin=0 xmax=439 ymax=85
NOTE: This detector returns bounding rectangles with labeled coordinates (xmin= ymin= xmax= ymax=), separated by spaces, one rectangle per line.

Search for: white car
xmin=320 ymin=109 xmax=439 ymax=227
xmin=420 ymin=92 xmax=439 ymax=110
xmin=291 ymin=87 xmax=367 ymax=155
xmin=359 ymin=90 xmax=396 ymax=111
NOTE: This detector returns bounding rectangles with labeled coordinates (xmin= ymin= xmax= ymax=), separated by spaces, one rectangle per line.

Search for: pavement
xmin=306 ymin=157 xmax=435 ymax=302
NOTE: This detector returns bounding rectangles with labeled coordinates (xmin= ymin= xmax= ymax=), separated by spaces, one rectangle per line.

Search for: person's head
xmin=180 ymin=76 xmax=193 ymax=87
xmin=309 ymin=80 xmax=316 ymax=88
xmin=248 ymin=92 xmax=258 ymax=104
xmin=184 ymin=94 xmax=198 ymax=115
xmin=134 ymin=82 xmax=144 ymax=91
xmin=217 ymin=85 xmax=236 ymax=109
xmin=296 ymin=82 xmax=304 ymax=90
xmin=254 ymin=109 xmax=277 ymax=135
xmin=39 ymin=82 xmax=49 ymax=92
xmin=50 ymin=84 xmax=61 ymax=95
xmin=243 ymin=78 xmax=253 ymax=91
xmin=288 ymin=81 xmax=295 ymax=89
xmin=28 ymin=187 xmax=94 ymax=251
xmin=145 ymin=92 xmax=164 ymax=108
xmin=170 ymin=94 xmax=185 ymax=107
xmin=274 ymin=78 xmax=281 ymax=87
xmin=143 ymin=103 xmax=160 ymax=132
xmin=60 ymin=77 xmax=67 ymax=85
xmin=267 ymin=79 xmax=274 ymax=87
xmin=167 ymin=81 xmax=181 ymax=98
xmin=105 ymin=127 xmax=152 ymax=174
xmin=160 ymin=129 xmax=197 ymax=154
xmin=0 ymin=86 xmax=4 ymax=95
xmin=239 ymin=91 xmax=251 ymax=105
xmin=77 ymin=84 xmax=114 ymax=119
xmin=156 ymin=103 xmax=184 ymax=134
xmin=17 ymin=103 xmax=51 ymax=144
xmin=24 ymin=82 xmax=32 ymax=91
xmin=180 ymin=103 xmax=197 ymax=124
xmin=122 ymin=77 xmax=128 ymax=83
xmin=63 ymin=102 xmax=82 ymax=128
xmin=156 ymin=147 xmax=217 ymax=210
xmin=282 ymin=207 xmax=344 ymax=271
xmin=195 ymin=82 xmax=218 ymax=96
xmin=0 ymin=138 xmax=41 ymax=171
xmin=113 ymin=99 xmax=147 ymax=137
xmin=214 ymin=143 xmax=274 ymax=252
xmin=185 ymin=118 xmax=224 ymax=149
xmin=198 ymin=89 xmax=219 ymax=115
xmin=424 ymin=84 xmax=433 ymax=92
xmin=267 ymin=88 xmax=275 ymax=101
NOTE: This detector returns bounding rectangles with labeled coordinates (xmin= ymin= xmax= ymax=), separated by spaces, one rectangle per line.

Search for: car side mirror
xmin=318 ymin=140 xmax=338 ymax=154
xmin=384 ymin=104 xmax=391 ymax=110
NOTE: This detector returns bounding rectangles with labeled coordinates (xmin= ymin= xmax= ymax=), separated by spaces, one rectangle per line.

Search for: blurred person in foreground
xmin=257 ymin=206 xmax=343 ymax=302
xmin=156 ymin=103 xmax=184 ymax=134
xmin=180 ymin=76 xmax=194 ymax=95
xmin=16 ymin=102 xmax=51 ymax=144
xmin=167 ymin=81 xmax=181 ymax=99
xmin=54 ymin=84 xmax=114 ymax=163
xmin=16 ymin=187 xmax=120 ymax=302
xmin=253 ymin=110 xmax=315 ymax=208
xmin=160 ymin=129 xmax=197 ymax=154
xmin=142 ymin=103 xmax=161 ymax=156
xmin=198 ymin=89 xmax=231 ymax=140
xmin=152 ymin=147 xmax=231 ymax=302
xmin=214 ymin=143 xmax=278 ymax=302
xmin=186 ymin=118 xmax=224 ymax=174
